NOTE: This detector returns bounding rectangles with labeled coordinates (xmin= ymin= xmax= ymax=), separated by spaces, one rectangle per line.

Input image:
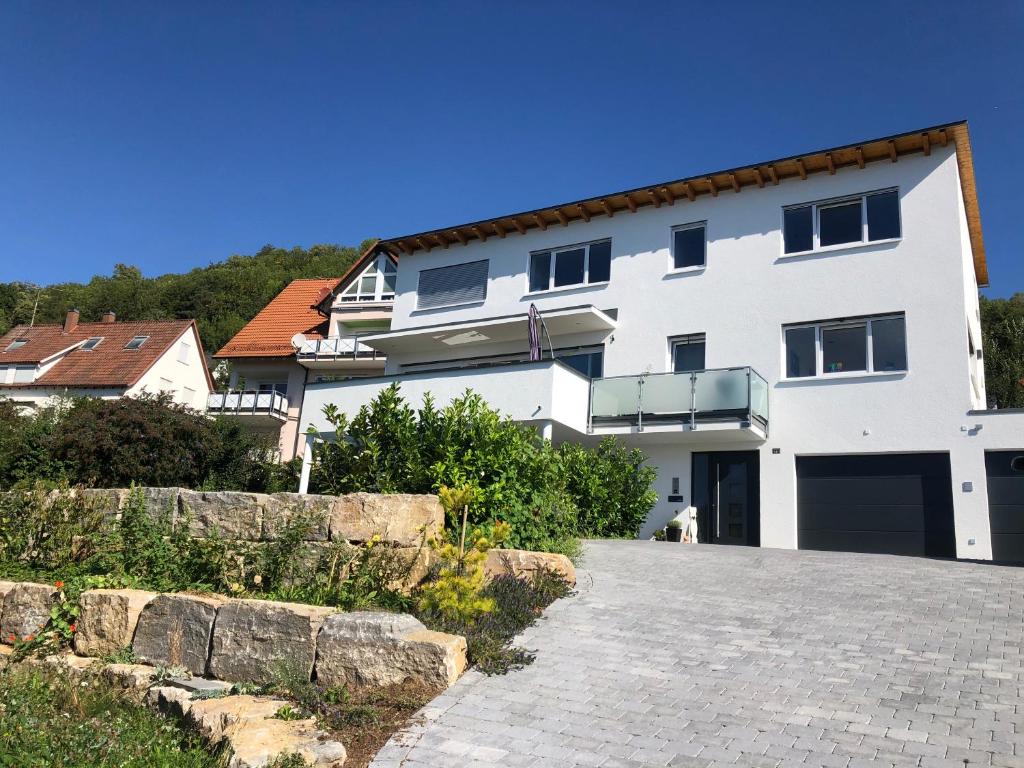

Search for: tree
xmin=980 ymin=294 xmax=1024 ymax=409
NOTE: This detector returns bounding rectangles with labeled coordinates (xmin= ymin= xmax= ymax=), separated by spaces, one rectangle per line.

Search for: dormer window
xmin=5 ymin=339 xmax=28 ymax=351
xmin=81 ymin=337 xmax=104 ymax=351
xmin=124 ymin=336 xmax=149 ymax=350
xmin=339 ymin=255 xmax=398 ymax=303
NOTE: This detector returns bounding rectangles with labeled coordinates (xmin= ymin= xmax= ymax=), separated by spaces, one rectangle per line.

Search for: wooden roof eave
xmin=382 ymin=121 xmax=987 ymax=287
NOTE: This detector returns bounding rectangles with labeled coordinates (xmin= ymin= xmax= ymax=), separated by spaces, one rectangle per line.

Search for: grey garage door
xmin=985 ymin=451 xmax=1024 ymax=563
xmin=797 ymin=454 xmax=956 ymax=558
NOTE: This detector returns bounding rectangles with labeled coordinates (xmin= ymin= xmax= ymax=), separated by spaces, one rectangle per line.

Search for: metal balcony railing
xmin=207 ymin=390 xmax=289 ymax=420
xmin=589 ymin=366 xmax=769 ymax=432
xmin=296 ymin=336 xmax=382 ymax=361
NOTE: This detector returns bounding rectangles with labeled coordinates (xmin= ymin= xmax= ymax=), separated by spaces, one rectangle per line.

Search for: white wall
xmin=131 ymin=326 xmax=212 ymax=409
xmin=373 ymin=146 xmax=1002 ymax=555
xmin=227 ymin=359 xmax=309 ymax=461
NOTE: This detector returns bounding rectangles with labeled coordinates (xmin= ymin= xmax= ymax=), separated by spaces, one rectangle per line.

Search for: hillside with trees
xmin=981 ymin=294 xmax=1024 ymax=409
xmin=0 ymin=241 xmax=368 ymax=355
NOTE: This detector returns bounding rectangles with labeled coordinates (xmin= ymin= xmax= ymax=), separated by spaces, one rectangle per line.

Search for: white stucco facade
xmin=299 ymin=140 xmax=1023 ymax=560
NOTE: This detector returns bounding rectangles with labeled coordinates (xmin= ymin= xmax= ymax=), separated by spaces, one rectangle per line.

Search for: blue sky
xmin=1 ymin=1 xmax=1021 ymax=295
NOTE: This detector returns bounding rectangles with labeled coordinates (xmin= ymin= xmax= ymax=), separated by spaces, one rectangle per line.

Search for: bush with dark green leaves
xmin=981 ymin=293 xmax=1024 ymax=409
xmin=310 ymin=384 xmax=657 ymax=551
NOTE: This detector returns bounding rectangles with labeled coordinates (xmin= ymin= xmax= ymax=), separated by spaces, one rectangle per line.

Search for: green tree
xmin=981 ymin=294 xmax=1024 ymax=408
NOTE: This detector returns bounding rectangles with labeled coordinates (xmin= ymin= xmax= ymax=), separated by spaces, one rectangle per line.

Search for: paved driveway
xmin=372 ymin=541 xmax=1024 ymax=768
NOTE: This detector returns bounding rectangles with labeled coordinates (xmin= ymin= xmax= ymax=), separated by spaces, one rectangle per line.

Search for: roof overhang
xmin=377 ymin=121 xmax=987 ymax=287
xmin=360 ymin=305 xmax=617 ymax=355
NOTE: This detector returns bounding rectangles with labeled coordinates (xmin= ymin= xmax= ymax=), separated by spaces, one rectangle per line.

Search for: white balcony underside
xmin=590 ymin=419 xmax=768 ymax=445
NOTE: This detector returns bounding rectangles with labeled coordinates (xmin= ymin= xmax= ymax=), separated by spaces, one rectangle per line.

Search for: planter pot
xmin=666 ymin=526 xmax=683 ymax=543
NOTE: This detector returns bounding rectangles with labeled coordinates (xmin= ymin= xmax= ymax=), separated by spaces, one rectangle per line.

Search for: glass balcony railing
xmin=296 ymin=336 xmax=382 ymax=361
xmin=207 ymin=390 xmax=289 ymax=420
xmin=589 ymin=367 xmax=769 ymax=432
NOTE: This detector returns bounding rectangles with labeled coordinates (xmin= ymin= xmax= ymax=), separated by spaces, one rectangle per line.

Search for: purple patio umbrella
xmin=528 ymin=303 xmax=542 ymax=362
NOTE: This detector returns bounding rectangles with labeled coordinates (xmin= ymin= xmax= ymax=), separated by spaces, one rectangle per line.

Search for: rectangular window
xmin=528 ymin=240 xmax=611 ymax=292
xmin=417 ymin=259 xmax=489 ymax=310
xmin=672 ymin=335 xmax=706 ymax=372
xmin=13 ymin=365 xmax=34 ymax=383
xmin=671 ymin=223 xmax=706 ymax=270
xmin=783 ymin=189 xmax=900 ymax=254
xmin=124 ymin=336 xmax=149 ymax=350
xmin=81 ymin=337 xmax=103 ymax=351
xmin=178 ymin=341 xmax=190 ymax=364
xmin=558 ymin=349 xmax=604 ymax=379
xmin=783 ymin=314 xmax=907 ymax=379
xmin=5 ymin=339 xmax=28 ymax=352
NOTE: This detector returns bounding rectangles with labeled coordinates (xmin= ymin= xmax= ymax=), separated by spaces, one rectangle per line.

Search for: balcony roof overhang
xmin=360 ymin=305 xmax=617 ymax=355
xmin=375 ymin=121 xmax=988 ymax=287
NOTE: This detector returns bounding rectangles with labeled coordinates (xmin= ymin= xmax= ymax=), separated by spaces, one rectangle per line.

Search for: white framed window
xmin=178 ymin=340 xmax=191 ymax=364
xmin=670 ymin=334 xmax=706 ymax=372
xmin=528 ymin=239 xmax=611 ymax=293
xmin=670 ymin=222 xmax=707 ymax=271
xmin=183 ymin=386 xmax=197 ymax=405
xmin=417 ymin=259 xmax=489 ymax=310
xmin=158 ymin=376 xmax=174 ymax=392
xmin=784 ymin=314 xmax=907 ymax=379
xmin=5 ymin=339 xmax=28 ymax=351
xmin=13 ymin=365 xmax=35 ymax=384
xmin=339 ymin=254 xmax=398 ymax=302
xmin=125 ymin=335 xmax=149 ymax=350
xmin=783 ymin=189 xmax=900 ymax=255
xmin=81 ymin=337 xmax=103 ymax=351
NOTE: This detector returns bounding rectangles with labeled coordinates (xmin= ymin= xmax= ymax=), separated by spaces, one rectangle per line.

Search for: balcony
xmin=589 ymin=367 xmax=769 ymax=442
xmin=207 ymin=390 xmax=289 ymax=425
xmin=296 ymin=336 xmax=385 ymax=369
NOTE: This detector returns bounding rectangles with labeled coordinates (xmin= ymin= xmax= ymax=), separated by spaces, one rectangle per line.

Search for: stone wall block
xmin=208 ymin=599 xmax=335 ymax=684
xmin=0 ymin=582 xmax=57 ymax=642
xmin=328 ymin=492 xmax=443 ymax=546
xmin=484 ymin=548 xmax=576 ymax=586
xmin=315 ymin=611 xmax=467 ymax=691
xmin=179 ymin=490 xmax=265 ymax=541
xmin=74 ymin=588 xmax=157 ymax=658
xmin=263 ymin=493 xmax=332 ymax=541
xmin=133 ymin=593 xmax=226 ymax=675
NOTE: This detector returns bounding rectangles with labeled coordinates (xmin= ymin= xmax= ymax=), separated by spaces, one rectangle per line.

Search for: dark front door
xmin=985 ymin=451 xmax=1024 ymax=563
xmin=692 ymin=451 xmax=760 ymax=546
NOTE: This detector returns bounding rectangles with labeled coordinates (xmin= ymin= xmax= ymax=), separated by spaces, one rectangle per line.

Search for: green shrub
xmin=310 ymin=385 xmax=657 ymax=551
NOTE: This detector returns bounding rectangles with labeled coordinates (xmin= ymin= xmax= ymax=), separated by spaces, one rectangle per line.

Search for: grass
xmin=0 ymin=665 xmax=223 ymax=768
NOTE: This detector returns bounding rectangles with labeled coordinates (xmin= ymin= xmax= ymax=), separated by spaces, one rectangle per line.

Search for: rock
xmin=179 ymin=490 xmax=264 ymax=540
xmin=264 ymin=493 xmax=332 ymax=541
xmin=389 ymin=546 xmax=434 ymax=593
xmin=224 ymin=714 xmax=347 ymax=768
xmin=0 ymin=582 xmax=56 ymax=642
xmin=166 ymin=676 xmax=233 ymax=695
xmin=0 ymin=644 xmax=14 ymax=669
xmin=328 ymin=493 xmax=443 ymax=546
xmin=133 ymin=593 xmax=226 ymax=675
xmin=0 ymin=580 xmax=15 ymax=640
xmin=484 ymin=548 xmax=576 ymax=587
xmin=147 ymin=684 xmax=194 ymax=717
xmin=74 ymin=588 xmax=157 ymax=658
xmin=315 ymin=611 xmax=467 ymax=691
xmin=102 ymin=663 xmax=157 ymax=691
xmin=79 ymin=488 xmax=130 ymax=519
xmin=140 ymin=487 xmax=183 ymax=527
xmin=208 ymin=599 xmax=335 ymax=684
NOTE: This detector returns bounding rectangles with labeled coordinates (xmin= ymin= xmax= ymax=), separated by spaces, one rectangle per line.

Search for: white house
xmin=0 ymin=311 xmax=213 ymax=410
xmin=211 ymin=249 xmax=396 ymax=460
xmin=298 ymin=121 xmax=1024 ymax=563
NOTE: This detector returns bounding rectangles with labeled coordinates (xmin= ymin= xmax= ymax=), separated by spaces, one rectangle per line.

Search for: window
xmin=178 ymin=341 xmax=190 ymax=364
xmin=183 ymin=386 xmax=197 ymax=405
xmin=783 ymin=189 xmax=900 ymax=254
xmin=5 ymin=339 xmax=28 ymax=351
xmin=557 ymin=348 xmax=604 ymax=379
xmin=257 ymin=382 xmax=287 ymax=394
xmin=528 ymin=240 xmax=611 ymax=292
xmin=13 ymin=365 xmax=34 ymax=384
xmin=672 ymin=335 xmax=706 ymax=372
xmin=159 ymin=377 xmax=174 ymax=392
xmin=783 ymin=314 xmax=907 ymax=378
xmin=124 ymin=336 xmax=149 ymax=350
xmin=339 ymin=254 xmax=399 ymax=302
xmin=671 ymin=223 xmax=706 ymax=270
xmin=81 ymin=337 xmax=103 ymax=351
xmin=417 ymin=259 xmax=489 ymax=310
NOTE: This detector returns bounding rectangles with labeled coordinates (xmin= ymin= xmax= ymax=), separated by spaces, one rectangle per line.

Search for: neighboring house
xmin=298 ymin=120 xmax=1024 ymax=563
xmin=0 ymin=311 xmax=213 ymax=410
xmin=211 ymin=248 xmax=395 ymax=460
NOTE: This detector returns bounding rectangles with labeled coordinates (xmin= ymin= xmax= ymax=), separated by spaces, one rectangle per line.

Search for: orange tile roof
xmin=0 ymin=319 xmax=210 ymax=389
xmin=215 ymin=278 xmax=341 ymax=359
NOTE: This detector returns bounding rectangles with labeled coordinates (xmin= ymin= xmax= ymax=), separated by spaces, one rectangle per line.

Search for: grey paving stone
xmin=369 ymin=541 xmax=1024 ymax=768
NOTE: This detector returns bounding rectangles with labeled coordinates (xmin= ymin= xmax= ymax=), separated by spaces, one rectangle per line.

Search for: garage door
xmin=986 ymin=451 xmax=1024 ymax=563
xmin=797 ymin=454 xmax=956 ymax=558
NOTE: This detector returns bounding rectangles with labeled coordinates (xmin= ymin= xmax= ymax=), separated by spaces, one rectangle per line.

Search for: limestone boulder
xmin=315 ymin=611 xmax=467 ymax=691
xmin=0 ymin=644 xmax=13 ymax=669
xmin=208 ymin=599 xmax=335 ymax=684
xmin=80 ymin=488 xmax=130 ymax=520
xmin=74 ymin=588 xmax=157 ymax=658
xmin=133 ymin=593 xmax=226 ymax=675
xmin=263 ymin=493 xmax=332 ymax=541
xmin=141 ymin=486 xmax=183 ymax=527
xmin=179 ymin=490 xmax=265 ymax=540
xmin=1 ymin=582 xmax=56 ymax=642
xmin=484 ymin=548 xmax=576 ymax=587
xmin=328 ymin=493 xmax=443 ymax=546
xmin=0 ymin=580 xmax=15 ymax=638
xmin=389 ymin=546 xmax=434 ymax=593
xmin=102 ymin=663 xmax=157 ymax=691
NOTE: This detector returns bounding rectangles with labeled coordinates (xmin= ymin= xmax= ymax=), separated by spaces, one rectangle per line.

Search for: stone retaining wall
xmin=0 ymin=582 xmax=467 ymax=692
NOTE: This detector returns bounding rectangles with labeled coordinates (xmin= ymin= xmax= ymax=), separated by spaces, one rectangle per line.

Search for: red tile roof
xmin=215 ymin=278 xmax=341 ymax=359
xmin=0 ymin=319 xmax=211 ymax=389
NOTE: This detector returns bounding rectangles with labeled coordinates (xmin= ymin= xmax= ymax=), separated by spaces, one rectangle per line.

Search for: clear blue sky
xmin=1 ymin=1 xmax=1022 ymax=295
